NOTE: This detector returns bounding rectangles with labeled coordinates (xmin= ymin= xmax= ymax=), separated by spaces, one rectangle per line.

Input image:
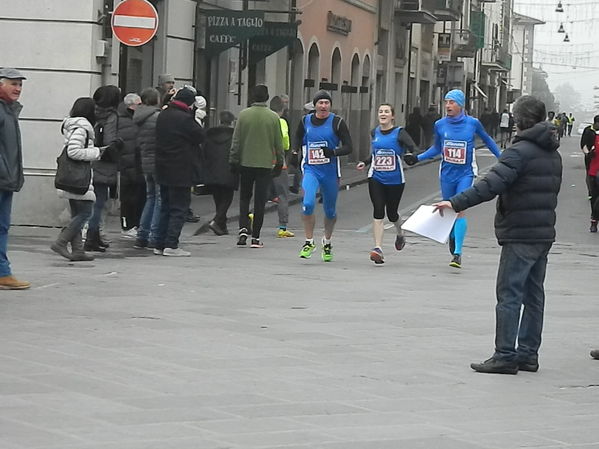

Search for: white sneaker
xmin=153 ymin=248 xmax=164 ymax=255
xmin=162 ymin=247 xmax=190 ymax=257
xmin=121 ymin=227 xmax=138 ymax=239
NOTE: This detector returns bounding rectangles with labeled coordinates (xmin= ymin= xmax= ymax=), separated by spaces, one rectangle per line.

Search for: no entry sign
xmin=111 ymin=0 xmax=159 ymax=47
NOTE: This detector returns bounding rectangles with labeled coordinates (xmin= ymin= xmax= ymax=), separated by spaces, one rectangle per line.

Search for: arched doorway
xmin=331 ymin=47 xmax=342 ymax=110
xmin=289 ymin=38 xmax=305 ymax=132
xmin=349 ymin=53 xmax=361 ymax=155
xmin=360 ymin=55 xmax=372 ymax=161
xmin=306 ymin=43 xmax=320 ymax=104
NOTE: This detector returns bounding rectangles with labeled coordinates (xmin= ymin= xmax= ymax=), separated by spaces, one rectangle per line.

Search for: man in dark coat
xmin=434 ymin=95 xmax=562 ymax=375
xmin=202 ymin=111 xmax=238 ymax=236
xmin=421 ymin=106 xmax=440 ymax=149
xmin=155 ymin=87 xmax=205 ymax=256
xmin=0 ymin=68 xmax=29 ymax=289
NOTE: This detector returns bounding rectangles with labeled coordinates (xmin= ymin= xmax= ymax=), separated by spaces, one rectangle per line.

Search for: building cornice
xmin=342 ymin=0 xmax=376 ymax=14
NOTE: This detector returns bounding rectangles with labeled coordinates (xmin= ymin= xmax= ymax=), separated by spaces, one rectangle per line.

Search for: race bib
xmin=373 ymin=149 xmax=396 ymax=172
xmin=443 ymin=140 xmax=467 ymax=164
xmin=307 ymin=141 xmax=330 ymax=165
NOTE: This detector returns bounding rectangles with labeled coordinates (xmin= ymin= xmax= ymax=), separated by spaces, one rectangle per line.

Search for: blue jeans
xmin=0 ymin=191 xmax=13 ymax=277
xmin=494 ymin=242 xmax=552 ymax=362
xmin=137 ymin=174 xmax=161 ymax=244
xmin=88 ymin=183 xmax=109 ymax=232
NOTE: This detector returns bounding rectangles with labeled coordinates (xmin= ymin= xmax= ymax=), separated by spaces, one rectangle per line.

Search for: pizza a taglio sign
xmin=205 ymin=10 xmax=265 ymax=54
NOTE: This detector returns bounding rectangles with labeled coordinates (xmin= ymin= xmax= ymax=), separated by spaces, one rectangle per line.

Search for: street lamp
xmin=555 ymin=1 xmax=564 ymax=13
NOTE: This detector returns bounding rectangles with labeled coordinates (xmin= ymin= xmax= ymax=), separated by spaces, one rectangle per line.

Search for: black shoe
xmin=133 ymin=239 xmax=148 ymax=249
xmin=470 ymin=357 xmax=518 ymax=375
xmin=517 ymin=360 xmax=539 ymax=372
xmin=185 ymin=209 xmax=200 ymax=223
xmin=237 ymin=228 xmax=248 ymax=246
xmin=209 ymin=220 xmax=226 ymax=236
xmin=394 ymin=234 xmax=406 ymax=251
xmin=449 ymin=254 xmax=461 ymax=269
xmin=591 ymin=221 xmax=598 ymax=233
xmin=590 ymin=349 xmax=599 ymax=360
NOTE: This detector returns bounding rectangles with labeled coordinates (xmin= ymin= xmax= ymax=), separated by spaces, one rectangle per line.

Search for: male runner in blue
xmin=404 ymin=89 xmax=501 ymax=268
xmin=292 ymin=90 xmax=353 ymax=261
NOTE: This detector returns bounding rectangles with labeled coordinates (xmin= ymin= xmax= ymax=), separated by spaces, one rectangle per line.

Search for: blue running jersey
xmin=301 ymin=113 xmax=341 ymax=178
xmin=368 ymin=126 xmax=406 ymax=185
xmin=417 ymin=113 xmax=500 ymax=183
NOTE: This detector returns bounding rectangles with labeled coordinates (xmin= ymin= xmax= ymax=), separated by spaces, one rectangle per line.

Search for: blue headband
xmin=444 ymin=89 xmax=465 ymax=108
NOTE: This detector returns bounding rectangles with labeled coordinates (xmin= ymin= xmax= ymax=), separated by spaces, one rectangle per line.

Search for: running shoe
xmin=590 ymin=221 xmax=598 ymax=233
xmin=395 ymin=234 xmax=406 ymax=251
xmin=277 ymin=229 xmax=295 ymax=238
xmin=369 ymin=247 xmax=384 ymax=264
xmin=250 ymin=238 xmax=264 ymax=248
xmin=237 ymin=228 xmax=248 ymax=246
xmin=299 ymin=241 xmax=316 ymax=258
xmin=322 ymin=239 xmax=333 ymax=262
xmin=163 ymin=247 xmax=191 ymax=257
xmin=449 ymin=254 xmax=462 ymax=269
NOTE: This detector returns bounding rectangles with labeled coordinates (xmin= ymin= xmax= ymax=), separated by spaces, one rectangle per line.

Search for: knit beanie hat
xmin=251 ymin=85 xmax=269 ymax=103
xmin=158 ymin=73 xmax=175 ymax=84
xmin=173 ymin=87 xmax=196 ymax=106
xmin=444 ymin=89 xmax=465 ymax=108
xmin=313 ymin=90 xmax=332 ymax=105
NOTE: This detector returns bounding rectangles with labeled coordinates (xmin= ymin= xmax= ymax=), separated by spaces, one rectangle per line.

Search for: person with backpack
xmin=52 ymin=97 xmax=119 ymax=261
xmin=292 ymin=90 xmax=353 ymax=262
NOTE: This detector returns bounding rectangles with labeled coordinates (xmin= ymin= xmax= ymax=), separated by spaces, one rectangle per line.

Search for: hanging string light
xmin=558 ymin=22 xmax=565 ymax=33
xmin=555 ymin=1 xmax=564 ymax=13
xmin=563 ymin=33 xmax=570 ymax=42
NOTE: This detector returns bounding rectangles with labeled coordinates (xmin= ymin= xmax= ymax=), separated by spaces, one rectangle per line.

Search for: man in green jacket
xmin=230 ymin=85 xmax=283 ymax=248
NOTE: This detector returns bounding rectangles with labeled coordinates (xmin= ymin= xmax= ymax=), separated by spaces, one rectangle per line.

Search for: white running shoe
xmin=121 ymin=227 xmax=138 ymax=239
xmin=163 ymin=247 xmax=191 ymax=257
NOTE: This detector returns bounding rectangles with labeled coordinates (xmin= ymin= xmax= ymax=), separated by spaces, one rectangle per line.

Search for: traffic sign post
xmin=111 ymin=0 xmax=159 ymax=47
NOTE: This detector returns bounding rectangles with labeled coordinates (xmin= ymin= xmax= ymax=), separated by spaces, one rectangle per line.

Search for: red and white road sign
xmin=111 ymin=0 xmax=159 ymax=47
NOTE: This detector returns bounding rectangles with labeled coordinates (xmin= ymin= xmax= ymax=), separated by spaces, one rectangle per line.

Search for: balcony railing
xmin=433 ymin=0 xmax=463 ymax=21
xmin=452 ymin=29 xmax=476 ymax=58
xmin=481 ymin=47 xmax=511 ymax=71
xmin=395 ymin=0 xmax=437 ymax=24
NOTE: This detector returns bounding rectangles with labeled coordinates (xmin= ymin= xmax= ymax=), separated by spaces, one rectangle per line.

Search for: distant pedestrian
xmin=491 ymin=109 xmax=500 ymax=138
xmin=154 ymin=86 xmax=205 ymax=256
xmin=270 ymin=95 xmax=294 ymax=238
xmin=421 ymin=106 xmax=440 ymax=149
xmin=202 ymin=111 xmax=238 ymax=236
xmin=499 ymin=109 xmax=510 ymax=148
xmin=0 ymin=68 xmax=30 ymax=289
xmin=433 ymin=95 xmax=562 ymax=375
xmin=117 ymin=93 xmax=145 ymax=238
xmin=580 ymin=115 xmax=599 ymax=232
xmin=155 ymin=73 xmax=176 ymax=107
xmin=132 ymin=87 xmax=162 ymax=249
xmin=567 ymin=113 xmax=575 ymax=136
xmin=85 ymin=85 xmax=122 ymax=252
xmin=230 ymin=85 xmax=284 ymax=248
xmin=405 ymin=107 xmax=423 ymax=147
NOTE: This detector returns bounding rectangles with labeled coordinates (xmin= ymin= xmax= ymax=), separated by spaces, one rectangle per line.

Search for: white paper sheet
xmin=402 ymin=205 xmax=458 ymax=244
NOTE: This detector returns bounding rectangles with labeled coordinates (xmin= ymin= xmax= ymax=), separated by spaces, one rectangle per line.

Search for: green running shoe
xmin=299 ymin=241 xmax=316 ymax=258
xmin=322 ymin=240 xmax=333 ymax=262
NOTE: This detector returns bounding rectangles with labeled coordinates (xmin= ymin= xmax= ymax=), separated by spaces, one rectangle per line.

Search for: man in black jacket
xmin=155 ymin=87 xmax=205 ymax=256
xmin=434 ymin=96 xmax=562 ymax=374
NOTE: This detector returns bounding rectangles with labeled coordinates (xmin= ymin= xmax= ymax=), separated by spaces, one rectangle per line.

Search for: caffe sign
xmin=205 ymin=10 xmax=265 ymax=54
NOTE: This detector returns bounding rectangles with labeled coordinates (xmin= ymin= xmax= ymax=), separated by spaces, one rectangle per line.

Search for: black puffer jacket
xmin=450 ymin=121 xmax=562 ymax=244
xmin=133 ymin=104 xmax=160 ymax=176
xmin=201 ymin=125 xmax=238 ymax=190
xmin=155 ymin=102 xmax=205 ymax=187
xmin=117 ymin=103 xmax=142 ymax=184
xmin=92 ymin=106 xmax=119 ymax=186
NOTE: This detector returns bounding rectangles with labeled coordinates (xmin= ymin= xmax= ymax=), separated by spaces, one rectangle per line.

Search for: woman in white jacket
xmin=51 ymin=97 xmax=103 ymax=261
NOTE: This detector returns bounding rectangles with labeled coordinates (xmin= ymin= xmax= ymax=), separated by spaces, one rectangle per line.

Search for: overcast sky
xmin=513 ymin=0 xmax=599 ymax=110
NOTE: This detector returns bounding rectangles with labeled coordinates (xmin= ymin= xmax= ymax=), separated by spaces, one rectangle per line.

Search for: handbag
xmin=54 ymin=130 xmax=92 ymax=195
